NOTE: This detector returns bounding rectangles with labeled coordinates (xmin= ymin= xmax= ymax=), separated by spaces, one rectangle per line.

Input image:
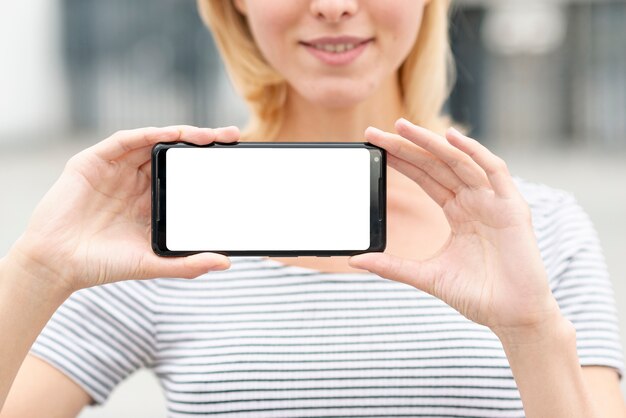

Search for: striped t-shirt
xmin=30 ymin=176 xmax=624 ymax=418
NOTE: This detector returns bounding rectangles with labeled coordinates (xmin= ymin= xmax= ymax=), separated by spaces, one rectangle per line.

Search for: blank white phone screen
xmin=166 ymin=147 xmax=371 ymax=251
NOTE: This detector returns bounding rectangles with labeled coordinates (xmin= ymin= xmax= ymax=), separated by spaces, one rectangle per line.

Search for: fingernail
xmin=211 ymin=256 xmax=230 ymax=268
xmin=349 ymin=255 xmax=366 ymax=265
xmin=366 ymin=126 xmax=384 ymax=134
xmin=395 ymin=118 xmax=415 ymax=133
xmin=212 ymin=262 xmax=230 ymax=271
xmin=449 ymin=127 xmax=468 ymax=141
xmin=348 ymin=261 xmax=361 ymax=269
xmin=365 ymin=127 xmax=386 ymax=141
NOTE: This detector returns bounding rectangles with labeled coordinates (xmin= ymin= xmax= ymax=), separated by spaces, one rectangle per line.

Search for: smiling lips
xmin=299 ymin=36 xmax=373 ymax=66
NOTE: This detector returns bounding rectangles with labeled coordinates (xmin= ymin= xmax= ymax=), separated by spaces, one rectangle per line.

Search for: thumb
xmin=142 ymin=253 xmax=231 ymax=279
xmin=348 ymin=252 xmax=440 ymax=295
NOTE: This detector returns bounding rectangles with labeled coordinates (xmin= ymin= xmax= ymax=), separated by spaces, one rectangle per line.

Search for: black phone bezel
xmin=152 ymin=141 xmax=386 ymax=257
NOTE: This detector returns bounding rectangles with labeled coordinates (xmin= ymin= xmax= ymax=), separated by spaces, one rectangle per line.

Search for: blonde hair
xmin=198 ymin=0 xmax=454 ymax=140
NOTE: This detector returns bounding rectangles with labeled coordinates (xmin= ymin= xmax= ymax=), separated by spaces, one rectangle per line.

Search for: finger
xmin=213 ymin=125 xmax=240 ymax=143
xmin=365 ymin=126 xmax=466 ymax=194
xmin=395 ymin=119 xmax=490 ymax=191
xmin=140 ymin=252 xmax=231 ymax=280
xmin=348 ymin=252 xmax=440 ymax=297
xmin=123 ymin=125 xmax=241 ymax=168
xmin=122 ymin=125 xmax=206 ymax=167
xmin=445 ymin=127 xmax=515 ymax=198
xmin=92 ymin=125 xmax=241 ymax=163
xmin=92 ymin=126 xmax=182 ymax=162
xmin=387 ymin=153 xmax=454 ymax=208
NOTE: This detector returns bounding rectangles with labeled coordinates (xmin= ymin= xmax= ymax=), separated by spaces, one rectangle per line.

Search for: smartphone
xmin=151 ymin=141 xmax=386 ymax=257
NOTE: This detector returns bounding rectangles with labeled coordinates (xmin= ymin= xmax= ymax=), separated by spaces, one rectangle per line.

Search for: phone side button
xmin=156 ymin=179 xmax=161 ymax=222
xmin=378 ymin=177 xmax=384 ymax=221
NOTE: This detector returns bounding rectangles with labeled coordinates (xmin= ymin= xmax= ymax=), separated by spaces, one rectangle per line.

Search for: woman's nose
xmin=310 ymin=0 xmax=358 ymax=23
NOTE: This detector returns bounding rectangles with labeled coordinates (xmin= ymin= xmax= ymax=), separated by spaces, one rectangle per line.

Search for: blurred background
xmin=1 ymin=0 xmax=625 ymax=416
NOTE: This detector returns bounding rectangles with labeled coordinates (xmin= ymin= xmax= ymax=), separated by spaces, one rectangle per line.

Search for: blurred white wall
xmin=0 ymin=0 xmax=68 ymax=144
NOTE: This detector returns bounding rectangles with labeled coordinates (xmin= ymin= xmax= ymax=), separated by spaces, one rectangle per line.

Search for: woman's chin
xmin=303 ymin=90 xmax=372 ymax=109
xmin=287 ymin=75 xmax=382 ymax=109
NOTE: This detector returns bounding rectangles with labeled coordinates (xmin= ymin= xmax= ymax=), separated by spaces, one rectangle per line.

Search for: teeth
xmin=314 ymin=43 xmax=357 ymax=53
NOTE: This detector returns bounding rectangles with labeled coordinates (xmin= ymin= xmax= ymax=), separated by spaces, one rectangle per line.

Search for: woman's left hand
xmin=348 ymin=118 xmax=563 ymax=340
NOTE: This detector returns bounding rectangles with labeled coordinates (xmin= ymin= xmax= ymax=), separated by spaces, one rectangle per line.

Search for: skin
xmin=1 ymin=0 xmax=625 ymax=417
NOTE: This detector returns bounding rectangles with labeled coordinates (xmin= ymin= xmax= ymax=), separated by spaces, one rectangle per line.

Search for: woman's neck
xmin=275 ymin=73 xmax=404 ymax=143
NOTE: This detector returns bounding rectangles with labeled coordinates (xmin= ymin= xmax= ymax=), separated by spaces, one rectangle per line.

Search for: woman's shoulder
xmin=511 ymin=175 xmax=576 ymax=211
xmin=511 ymin=175 xmax=607 ymax=279
xmin=511 ymin=174 xmax=598 ymax=262
xmin=510 ymin=175 xmax=595 ymax=235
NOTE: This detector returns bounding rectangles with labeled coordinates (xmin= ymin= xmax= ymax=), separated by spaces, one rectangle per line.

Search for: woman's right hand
xmin=6 ymin=125 xmax=239 ymax=294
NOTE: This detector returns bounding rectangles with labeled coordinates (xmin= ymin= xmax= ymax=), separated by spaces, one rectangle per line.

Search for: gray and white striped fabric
xmin=30 ymin=176 xmax=624 ymax=417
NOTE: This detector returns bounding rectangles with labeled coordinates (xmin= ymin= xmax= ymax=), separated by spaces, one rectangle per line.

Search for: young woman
xmin=1 ymin=1 xmax=624 ymax=417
